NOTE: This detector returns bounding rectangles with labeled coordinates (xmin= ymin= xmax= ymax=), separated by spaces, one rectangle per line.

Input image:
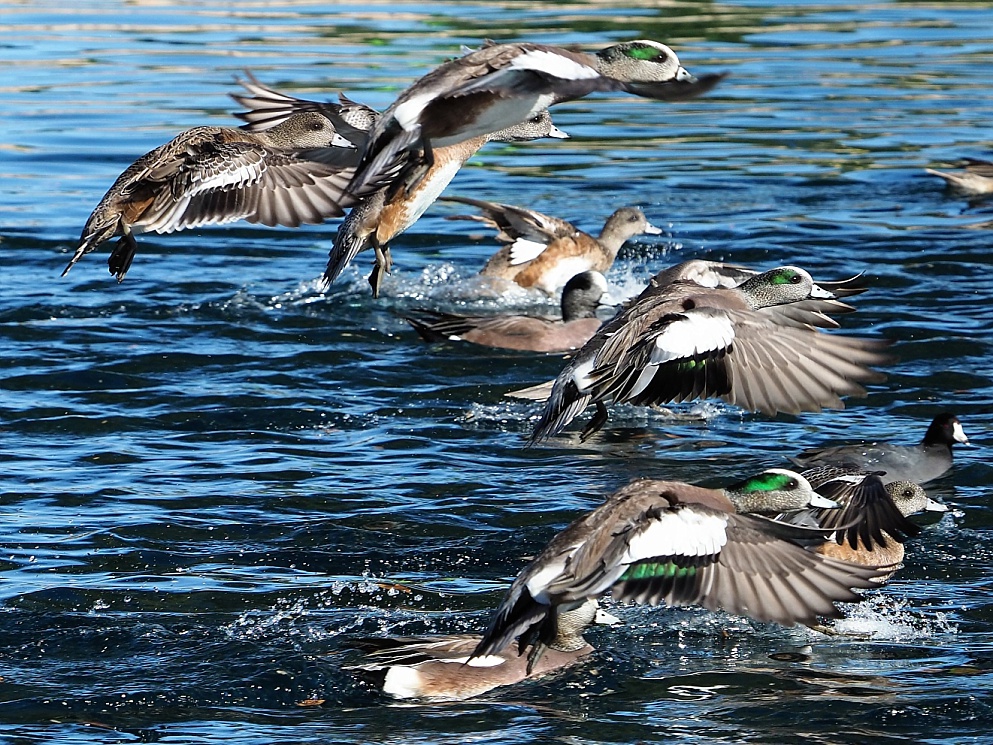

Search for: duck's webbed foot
xmin=108 ymin=230 xmax=139 ymax=282
xmin=368 ymin=244 xmax=393 ymax=298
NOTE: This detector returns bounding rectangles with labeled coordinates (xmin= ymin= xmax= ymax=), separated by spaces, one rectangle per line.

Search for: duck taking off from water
xmin=232 ymin=73 xmax=568 ymax=297
xmin=63 ymin=111 xmax=355 ymax=281
xmin=470 ymin=470 xmax=888 ymax=673
xmin=334 ymin=39 xmax=725 ymax=216
xmin=513 ymin=265 xmax=891 ymax=444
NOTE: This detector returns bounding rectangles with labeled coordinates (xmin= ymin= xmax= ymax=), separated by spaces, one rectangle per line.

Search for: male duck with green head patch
xmin=470 ymin=469 xmax=888 ymax=674
xmin=335 ymin=39 xmax=726 ymax=212
xmin=518 ymin=265 xmax=891 ymax=444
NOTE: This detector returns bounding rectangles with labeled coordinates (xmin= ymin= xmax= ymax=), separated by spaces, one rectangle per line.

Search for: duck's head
xmin=490 ymin=109 xmax=569 ymax=143
xmin=601 ymin=206 xmax=664 ymax=242
xmin=885 ymin=481 xmax=948 ymax=517
xmin=552 ymin=599 xmax=622 ymax=652
xmin=737 ymin=266 xmax=835 ymax=309
xmin=594 ymin=40 xmax=693 ymax=83
xmin=560 ymin=270 xmax=609 ymax=322
xmin=273 ymin=111 xmax=353 ymax=148
xmin=724 ymin=468 xmax=839 ymax=515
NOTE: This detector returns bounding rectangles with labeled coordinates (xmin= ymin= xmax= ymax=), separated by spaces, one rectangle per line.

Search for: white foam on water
xmin=828 ymin=594 xmax=958 ymax=641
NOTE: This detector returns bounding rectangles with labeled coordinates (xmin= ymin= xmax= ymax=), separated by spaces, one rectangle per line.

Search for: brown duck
xmin=447 ymin=196 xmax=662 ymax=295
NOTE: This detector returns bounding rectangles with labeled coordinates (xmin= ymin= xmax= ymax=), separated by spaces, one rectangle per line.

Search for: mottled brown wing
xmin=443 ymin=195 xmax=577 ymax=244
xmin=803 ymin=469 xmax=922 ymax=549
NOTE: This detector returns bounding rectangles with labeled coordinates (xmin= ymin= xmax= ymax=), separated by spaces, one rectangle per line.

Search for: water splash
xmin=829 ymin=594 xmax=958 ymax=641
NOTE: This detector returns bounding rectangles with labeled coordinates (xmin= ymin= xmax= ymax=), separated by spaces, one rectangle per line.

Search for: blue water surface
xmin=2 ymin=1 xmax=993 ymax=742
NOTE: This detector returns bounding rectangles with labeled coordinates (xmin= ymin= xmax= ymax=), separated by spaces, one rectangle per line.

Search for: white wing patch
xmin=524 ymin=558 xmax=570 ymax=602
xmin=394 ymin=92 xmax=437 ymax=131
xmin=509 ymin=50 xmax=600 ymax=80
xmin=571 ymin=357 xmax=596 ymax=393
xmin=649 ymin=311 xmax=735 ymax=364
xmin=509 ymin=238 xmax=549 ymax=265
xmin=622 ymin=509 xmax=729 ymax=565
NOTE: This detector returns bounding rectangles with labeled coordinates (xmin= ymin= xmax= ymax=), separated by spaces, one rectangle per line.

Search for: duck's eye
xmin=790 ymin=273 xmax=802 ymax=284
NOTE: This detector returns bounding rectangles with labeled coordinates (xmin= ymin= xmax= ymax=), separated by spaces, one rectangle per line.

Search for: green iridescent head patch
xmin=734 ymin=471 xmax=796 ymax=494
xmin=625 ymin=44 xmax=666 ymax=62
xmin=769 ymin=268 xmax=802 ymax=285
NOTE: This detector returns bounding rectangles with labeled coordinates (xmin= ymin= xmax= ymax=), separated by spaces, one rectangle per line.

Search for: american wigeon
xmin=514 ymin=265 xmax=890 ymax=444
xmin=470 ymin=470 xmax=884 ymax=672
xmin=232 ymin=74 xmax=568 ymax=297
xmin=346 ymin=599 xmax=620 ymax=701
xmin=63 ymin=112 xmax=354 ymax=282
xmin=328 ymin=112 xmax=567 ymax=297
xmin=796 ymin=466 xmax=948 ymax=580
xmin=444 ymin=196 xmax=662 ymax=295
xmin=337 ymin=40 xmax=725 ymax=206
xmin=792 ymin=413 xmax=970 ymax=484
xmin=404 ymin=270 xmax=607 ymax=353
xmin=925 ymin=158 xmax=993 ymax=196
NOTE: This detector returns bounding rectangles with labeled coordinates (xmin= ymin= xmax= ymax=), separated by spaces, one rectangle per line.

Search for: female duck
xmin=63 ymin=111 xmax=353 ymax=281
xmin=232 ymin=74 xmax=568 ymax=296
xmin=795 ymin=466 xmax=947 ymax=580
xmin=447 ymin=196 xmax=662 ymax=295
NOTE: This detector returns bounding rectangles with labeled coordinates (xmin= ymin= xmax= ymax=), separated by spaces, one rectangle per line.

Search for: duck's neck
xmin=549 ymin=603 xmax=595 ymax=652
xmin=596 ymin=226 xmax=628 ymax=256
